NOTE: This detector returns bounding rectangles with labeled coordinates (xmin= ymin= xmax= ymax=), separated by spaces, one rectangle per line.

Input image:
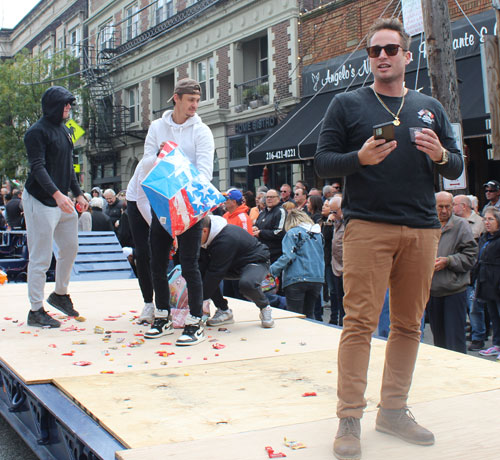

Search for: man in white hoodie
xmin=142 ymin=78 xmax=215 ymax=346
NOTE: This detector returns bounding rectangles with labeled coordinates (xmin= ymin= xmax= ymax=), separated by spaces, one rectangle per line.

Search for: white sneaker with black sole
xmin=176 ymin=314 xmax=206 ymax=346
xmin=144 ymin=316 xmax=174 ymax=339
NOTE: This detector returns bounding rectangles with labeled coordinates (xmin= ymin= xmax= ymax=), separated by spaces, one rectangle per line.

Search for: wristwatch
xmin=434 ymin=148 xmax=449 ymax=165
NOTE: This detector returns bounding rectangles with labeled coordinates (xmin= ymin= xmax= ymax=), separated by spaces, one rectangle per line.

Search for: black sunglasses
xmin=366 ymin=44 xmax=405 ymax=58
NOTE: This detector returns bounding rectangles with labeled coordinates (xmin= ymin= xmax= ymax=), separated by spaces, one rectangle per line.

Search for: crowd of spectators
xmin=2 ymin=175 xmax=500 ymax=360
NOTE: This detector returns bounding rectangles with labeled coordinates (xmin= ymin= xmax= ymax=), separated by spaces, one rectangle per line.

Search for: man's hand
xmin=53 ymin=191 xmax=75 ymax=214
xmin=358 ymin=136 xmax=397 ymax=166
xmin=76 ymin=194 xmax=89 ymax=212
xmin=414 ymin=128 xmax=444 ymax=162
xmin=434 ymin=256 xmax=449 ymax=272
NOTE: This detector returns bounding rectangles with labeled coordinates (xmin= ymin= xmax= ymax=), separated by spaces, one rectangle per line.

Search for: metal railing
xmin=234 ymin=75 xmax=269 ymax=109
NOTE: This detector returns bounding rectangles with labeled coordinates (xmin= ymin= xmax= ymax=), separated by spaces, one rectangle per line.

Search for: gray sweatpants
xmin=22 ymin=190 xmax=78 ymax=311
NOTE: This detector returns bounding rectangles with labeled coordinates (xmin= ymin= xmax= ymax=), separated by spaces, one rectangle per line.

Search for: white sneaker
xmin=138 ymin=302 xmax=155 ymax=325
xmin=207 ymin=308 xmax=234 ymax=326
xmin=259 ymin=305 xmax=274 ymax=328
xmin=176 ymin=315 xmax=206 ymax=346
xmin=144 ymin=317 xmax=174 ymax=339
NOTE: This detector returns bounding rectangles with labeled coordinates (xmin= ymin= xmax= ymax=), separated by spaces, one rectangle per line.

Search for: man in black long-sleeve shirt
xmin=23 ymin=86 xmax=88 ymax=329
xmin=315 ymin=19 xmax=463 ymax=460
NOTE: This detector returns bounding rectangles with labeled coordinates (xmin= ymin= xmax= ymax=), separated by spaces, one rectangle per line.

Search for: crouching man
xmin=200 ymin=215 xmax=274 ymax=328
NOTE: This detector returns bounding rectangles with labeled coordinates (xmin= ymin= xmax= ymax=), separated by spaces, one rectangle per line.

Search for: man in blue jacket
xmin=23 ymin=86 xmax=88 ymax=328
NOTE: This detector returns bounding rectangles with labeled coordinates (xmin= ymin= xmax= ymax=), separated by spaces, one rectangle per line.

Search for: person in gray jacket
xmin=427 ymin=192 xmax=478 ymax=353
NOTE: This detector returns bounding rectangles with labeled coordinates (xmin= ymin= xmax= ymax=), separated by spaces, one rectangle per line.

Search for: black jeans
xmin=150 ymin=212 xmax=203 ymax=317
xmin=211 ymin=263 xmax=269 ymax=310
xmin=427 ymin=291 xmax=467 ymax=354
xmin=284 ymin=281 xmax=322 ymax=319
xmin=127 ymin=201 xmax=153 ymax=303
xmin=331 ymin=273 xmax=345 ymax=326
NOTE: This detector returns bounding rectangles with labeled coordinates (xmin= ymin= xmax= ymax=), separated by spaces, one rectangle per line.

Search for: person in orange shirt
xmin=222 ymin=188 xmax=252 ymax=234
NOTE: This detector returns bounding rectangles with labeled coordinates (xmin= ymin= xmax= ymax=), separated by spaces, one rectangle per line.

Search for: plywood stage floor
xmin=1 ymin=279 xmax=499 ymax=459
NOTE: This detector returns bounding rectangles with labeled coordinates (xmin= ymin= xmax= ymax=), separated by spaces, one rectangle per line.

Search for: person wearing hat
xmin=142 ymin=78 xmax=215 ymax=346
xmin=482 ymin=180 xmax=500 ymax=215
xmin=23 ymin=86 xmax=89 ymax=328
xmin=223 ymin=188 xmax=252 ymax=234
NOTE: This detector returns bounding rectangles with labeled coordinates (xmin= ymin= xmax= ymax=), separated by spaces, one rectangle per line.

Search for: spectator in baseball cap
xmin=482 ymin=180 xmax=500 ymax=215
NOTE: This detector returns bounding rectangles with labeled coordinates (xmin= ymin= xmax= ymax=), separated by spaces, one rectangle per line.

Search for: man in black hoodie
xmin=200 ymin=215 xmax=275 ymax=328
xmin=23 ymin=86 xmax=88 ymax=328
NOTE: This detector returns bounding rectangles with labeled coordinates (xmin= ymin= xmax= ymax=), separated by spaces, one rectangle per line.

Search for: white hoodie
xmin=142 ymin=110 xmax=214 ymax=182
xmin=125 ymin=158 xmax=152 ymax=225
xmin=201 ymin=215 xmax=227 ymax=249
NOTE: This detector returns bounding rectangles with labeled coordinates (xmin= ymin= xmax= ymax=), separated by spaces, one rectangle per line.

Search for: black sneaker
xmin=176 ymin=315 xmax=206 ymax=346
xmin=468 ymin=340 xmax=485 ymax=352
xmin=144 ymin=317 xmax=174 ymax=339
xmin=46 ymin=292 xmax=79 ymax=317
xmin=27 ymin=309 xmax=61 ymax=328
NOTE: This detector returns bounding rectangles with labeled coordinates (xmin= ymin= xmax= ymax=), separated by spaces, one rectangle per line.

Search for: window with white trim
xmin=125 ymin=4 xmax=140 ymax=41
xmin=196 ymin=56 xmax=215 ymax=102
xmin=99 ymin=22 xmax=114 ymax=51
xmin=69 ymin=27 xmax=81 ymax=57
xmin=127 ymin=86 xmax=140 ymax=124
xmin=155 ymin=0 xmax=173 ymax=24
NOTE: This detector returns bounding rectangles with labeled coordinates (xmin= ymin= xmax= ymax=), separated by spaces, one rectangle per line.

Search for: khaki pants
xmin=337 ymin=219 xmax=440 ymax=419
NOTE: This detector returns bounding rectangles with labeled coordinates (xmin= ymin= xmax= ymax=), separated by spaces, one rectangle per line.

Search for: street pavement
xmin=0 ymin=308 xmax=495 ymax=459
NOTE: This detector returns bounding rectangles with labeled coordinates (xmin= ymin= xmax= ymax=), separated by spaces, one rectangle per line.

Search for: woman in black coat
xmin=475 ymin=206 xmax=500 ymax=358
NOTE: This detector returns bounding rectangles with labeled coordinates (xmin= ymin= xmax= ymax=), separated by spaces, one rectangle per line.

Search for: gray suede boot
xmin=333 ymin=417 xmax=361 ymax=460
xmin=375 ymin=407 xmax=435 ymax=445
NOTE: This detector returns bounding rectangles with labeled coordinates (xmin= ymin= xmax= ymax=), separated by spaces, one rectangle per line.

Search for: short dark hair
xmin=367 ymin=18 xmax=410 ymax=50
xmin=200 ymin=215 xmax=212 ymax=229
xmin=243 ymin=190 xmax=256 ymax=208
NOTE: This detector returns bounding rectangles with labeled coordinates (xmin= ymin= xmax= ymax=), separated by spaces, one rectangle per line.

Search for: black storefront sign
xmin=235 ymin=116 xmax=277 ymax=134
xmin=302 ymin=9 xmax=496 ymax=98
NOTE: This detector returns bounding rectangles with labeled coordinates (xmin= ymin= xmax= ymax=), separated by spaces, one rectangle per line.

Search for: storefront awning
xmin=248 ymin=91 xmax=334 ymax=166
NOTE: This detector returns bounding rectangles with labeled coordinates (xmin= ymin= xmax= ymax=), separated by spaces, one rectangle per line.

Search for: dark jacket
xmin=430 ymin=215 xmax=478 ymax=297
xmin=201 ymin=220 xmax=270 ymax=301
xmin=5 ymin=196 xmax=24 ymax=229
xmin=255 ymin=204 xmax=286 ymax=263
xmin=474 ymin=230 xmax=500 ymax=302
xmin=321 ymin=216 xmax=334 ymax=266
xmin=24 ymin=86 xmax=81 ymax=207
xmin=105 ymin=199 xmax=124 ymax=226
xmin=91 ymin=208 xmax=113 ymax=231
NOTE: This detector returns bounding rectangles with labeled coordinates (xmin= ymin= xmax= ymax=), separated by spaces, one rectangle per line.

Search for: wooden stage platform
xmin=1 ymin=279 xmax=499 ymax=459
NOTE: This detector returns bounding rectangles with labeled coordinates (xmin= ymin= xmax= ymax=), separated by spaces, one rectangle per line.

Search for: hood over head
xmin=202 ymin=215 xmax=227 ymax=249
xmin=42 ymin=86 xmax=75 ymax=125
